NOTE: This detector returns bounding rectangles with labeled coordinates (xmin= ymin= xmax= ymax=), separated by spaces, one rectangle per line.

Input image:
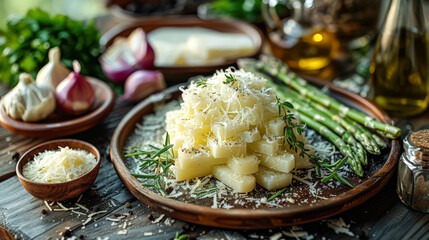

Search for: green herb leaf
xmin=195 ymin=77 xmax=208 ymax=88
xmin=127 ymin=133 xmax=175 ymax=193
xmin=268 ymin=187 xmax=287 ymax=201
xmin=223 ymin=73 xmax=237 ymax=86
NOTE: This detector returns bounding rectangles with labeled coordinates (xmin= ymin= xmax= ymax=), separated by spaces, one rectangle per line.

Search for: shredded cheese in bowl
xmin=22 ymin=146 xmax=97 ymax=183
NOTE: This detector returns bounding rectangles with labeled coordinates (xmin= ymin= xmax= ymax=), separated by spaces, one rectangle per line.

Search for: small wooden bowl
xmin=0 ymin=78 xmax=115 ymax=138
xmin=16 ymin=139 xmax=101 ymax=201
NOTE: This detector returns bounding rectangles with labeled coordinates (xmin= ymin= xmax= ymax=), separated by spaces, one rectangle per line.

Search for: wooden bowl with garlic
xmin=16 ymin=139 xmax=101 ymax=201
xmin=0 ymin=47 xmax=115 ymax=138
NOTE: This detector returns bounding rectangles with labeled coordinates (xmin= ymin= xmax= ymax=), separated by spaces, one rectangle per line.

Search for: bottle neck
xmin=385 ymin=0 xmax=426 ymax=31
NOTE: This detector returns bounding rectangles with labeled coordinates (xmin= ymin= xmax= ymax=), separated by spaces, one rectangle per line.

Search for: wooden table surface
xmin=1 ymin=13 xmax=429 ymax=240
xmin=1 ymin=80 xmax=429 ymax=240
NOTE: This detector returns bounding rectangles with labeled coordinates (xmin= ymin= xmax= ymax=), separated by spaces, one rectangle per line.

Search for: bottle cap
xmin=407 ymin=129 xmax=429 ymax=166
xmin=411 ymin=129 xmax=429 ymax=149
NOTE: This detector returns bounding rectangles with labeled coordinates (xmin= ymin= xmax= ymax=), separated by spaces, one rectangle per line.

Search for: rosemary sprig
xmin=268 ymin=187 xmax=287 ymax=201
xmin=277 ymin=99 xmax=353 ymax=188
xmin=195 ymin=186 xmax=218 ymax=198
xmin=128 ymin=133 xmax=175 ymax=195
xmin=195 ymin=77 xmax=207 ymax=88
xmin=223 ymin=73 xmax=237 ymax=86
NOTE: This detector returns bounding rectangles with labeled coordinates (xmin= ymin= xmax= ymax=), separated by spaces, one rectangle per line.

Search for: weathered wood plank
xmin=0 ymin=85 xmax=428 ymax=240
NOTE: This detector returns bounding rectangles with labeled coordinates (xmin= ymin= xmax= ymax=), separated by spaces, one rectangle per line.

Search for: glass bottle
xmin=261 ymin=0 xmax=340 ymax=72
xmin=369 ymin=0 xmax=429 ymax=117
xmin=397 ymin=129 xmax=429 ymax=212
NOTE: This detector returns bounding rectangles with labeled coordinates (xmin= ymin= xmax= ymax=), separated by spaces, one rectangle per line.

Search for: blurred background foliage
xmin=0 ymin=0 xmax=107 ymax=27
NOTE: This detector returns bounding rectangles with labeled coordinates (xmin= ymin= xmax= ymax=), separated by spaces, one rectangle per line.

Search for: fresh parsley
xmin=0 ymin=8 xmax=106 ymax=88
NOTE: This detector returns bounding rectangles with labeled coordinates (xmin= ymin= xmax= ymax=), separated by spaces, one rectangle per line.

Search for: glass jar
xmin=397 ymin=129 xmax=429 ymax=212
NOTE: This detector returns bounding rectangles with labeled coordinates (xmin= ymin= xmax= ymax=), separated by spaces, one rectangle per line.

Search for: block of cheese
xmin=177 ymin=146 xmax=227 ymax=169
xmin=240 ymin=128 xmax=261 ymax=143
xmin=148 ymin=27 xmax=219 ymax=66
xmin=227 ymin=155 xmax=259 ymax=175
xmin=265 ymin=119 xmax=286 ymax=136
xmin=212 ymin=165 xmax=255 ymax=193
xmin=259 ymin=151 xmax=295 ymax=173
xmin=249 ymin=138 xmax=279 ymax=155
xmin=174 ymin=164 xmax=212 ymax=182
xmin=211 ymin=122 xmax=248 ymax=140
xmin=148 ymin=27 xmax=255 ymax=66
xmin=294 ymin=144 xmax=315 ymax=169
xmin=186 ymin=34 xmax=255 ymax=63
xmin=208 ymin=137 xmax=246 ymax=158
xmin=255 ymin=166 xmax=292 ymax=190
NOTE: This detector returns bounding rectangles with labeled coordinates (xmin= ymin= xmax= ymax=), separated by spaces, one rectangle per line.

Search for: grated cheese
xmin=325 ymin=218 xmax=355 ymax=237
xmin=22 ymin=147 xmax=97 ymax=183
xmin=152 ymin=214 xmax=165 ymax=224
xmin=44 ymin=201 xmax=52 ymax=211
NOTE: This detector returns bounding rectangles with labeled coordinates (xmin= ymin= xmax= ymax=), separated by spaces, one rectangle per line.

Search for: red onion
xmin=100 ymin=28 xmax=155 ymax=83
xmin=56 ymin=60 xmax=96 ymax=115
xmin=127 ymin=28 xmax=155 ymax=70
xmin=121 ymin=70 xmax=166 ymax=102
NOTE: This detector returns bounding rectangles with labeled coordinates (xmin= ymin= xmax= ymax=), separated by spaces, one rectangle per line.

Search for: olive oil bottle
xmin=369 ymin=0 xmax=429 ymax=117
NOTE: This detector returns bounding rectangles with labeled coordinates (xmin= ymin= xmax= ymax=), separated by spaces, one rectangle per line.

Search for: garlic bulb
xmin=1 ymin=73 xmax=56 ymax=122
xmin=36 ymin=47 xmax=70 ymax=89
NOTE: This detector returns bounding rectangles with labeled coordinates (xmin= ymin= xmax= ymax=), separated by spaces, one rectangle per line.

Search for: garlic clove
xmin=2 ymin=73 xmax=56 ymax=122
xmin=36 ymin=47 xmax=70 ymax=89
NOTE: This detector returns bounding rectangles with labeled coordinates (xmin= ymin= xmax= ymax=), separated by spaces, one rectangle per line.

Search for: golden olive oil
xmin=369 ymin=28 xmax=429 ymax=117
xmin=268 ymin=29 xmax=338 ymax=72
xmin=369 ymin=0 xmax=429 ymax=117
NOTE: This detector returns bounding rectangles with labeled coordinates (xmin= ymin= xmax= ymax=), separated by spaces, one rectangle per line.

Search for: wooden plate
xmin=100 ymin=16 xmax=264 ymax=84
xmin=110 ymin=83 xmax=401 ymax=229
xmin=0 ymin=78 xmax=115 ymax=138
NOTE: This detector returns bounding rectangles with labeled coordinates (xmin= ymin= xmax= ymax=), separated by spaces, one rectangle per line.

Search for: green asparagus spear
xmin=271 ymin=82 xmax=367 ymax=167
xmin=273 ymin=84 xmax=363 ymax=176
xmin=258 ymin=55 xmax=402 ymax=139
xmin=298 ymin=114 xmax=363 ymax=177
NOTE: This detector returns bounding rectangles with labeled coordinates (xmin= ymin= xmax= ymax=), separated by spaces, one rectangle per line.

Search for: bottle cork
xmin=410 ymin=129 xmax=429 ymax=149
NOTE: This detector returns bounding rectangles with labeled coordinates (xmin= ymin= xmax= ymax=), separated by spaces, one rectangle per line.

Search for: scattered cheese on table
xmin=22 ymin=146 xmax=96 ymax=183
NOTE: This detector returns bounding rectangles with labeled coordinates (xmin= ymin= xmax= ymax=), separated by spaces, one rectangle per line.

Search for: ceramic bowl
xmin=16 ymin=139 xmax=101 ymax=201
